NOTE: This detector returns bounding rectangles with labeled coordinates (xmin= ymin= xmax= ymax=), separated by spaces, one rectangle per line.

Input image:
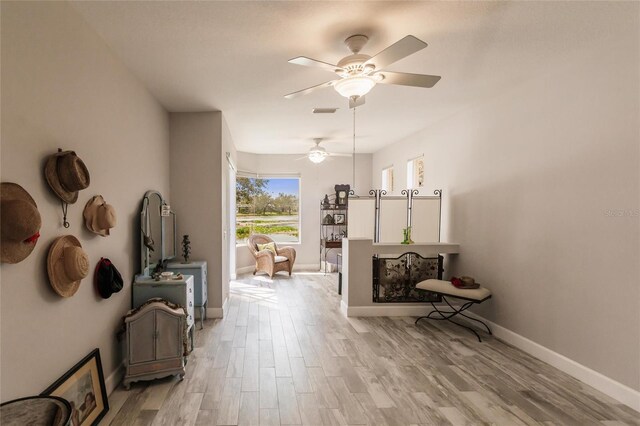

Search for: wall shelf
xmin=320 ymin=193 xmax=348 ymax=273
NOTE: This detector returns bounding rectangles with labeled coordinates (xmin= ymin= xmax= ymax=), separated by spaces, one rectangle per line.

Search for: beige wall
xmin=235 ymin=152 xmax=372 ymax=272
xmin=169 ymin=112 xmax=228 ymax=311
xmin=371 ymin=7 xmax=639 ymax=390
xmin=169 ymin=112 xmax=237 ymax=312
xmin=0 ymin=1 xmax=170 ymax=401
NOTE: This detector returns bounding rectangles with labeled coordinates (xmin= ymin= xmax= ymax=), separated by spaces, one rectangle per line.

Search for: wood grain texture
xmin=104 ymin=273 xmax=639 ymax=425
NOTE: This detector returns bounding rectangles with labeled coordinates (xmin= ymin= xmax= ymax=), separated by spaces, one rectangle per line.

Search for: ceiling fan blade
xmin=288 ymin=56 xmax=344 ymax=73
xmin=378 ymin=71 xmax=441 ymax=88
xmin=349 ymin=95 xmax=366 ymax=109
xmin=284 ymin=80 xmax=337 ymax=99
xmin=328 ymin=153 xmax=352 ymax=157
xmin=363 ymin=35 xmax=427 ymax=71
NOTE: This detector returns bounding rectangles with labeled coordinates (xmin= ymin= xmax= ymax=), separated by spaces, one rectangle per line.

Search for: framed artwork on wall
xmin=416 ymin=157 xmax=424 ymax=187
xmin=41 ymin=348 xmax=109 ymax=426
xmin=407 ymin=156 xmax=425 ymax=189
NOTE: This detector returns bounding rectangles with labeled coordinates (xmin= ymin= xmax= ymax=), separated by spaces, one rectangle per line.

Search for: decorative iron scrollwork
xmin=372 ymin=252 xmax=443 ymax=303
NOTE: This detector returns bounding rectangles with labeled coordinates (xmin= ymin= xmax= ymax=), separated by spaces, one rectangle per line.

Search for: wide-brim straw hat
xmin=1 ymin=183 xmax=42 ymax=264
xmin=47 ymin=235 xmax=89 ymax=297
xmin=83 ymin=195 xmax=116 ymax=237
xmin=44 ymin=150 xmax=90 ymax=204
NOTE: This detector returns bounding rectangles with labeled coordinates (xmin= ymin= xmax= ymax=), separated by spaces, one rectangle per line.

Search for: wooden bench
xmin=415 ymin=279 xmax=492 ymax=341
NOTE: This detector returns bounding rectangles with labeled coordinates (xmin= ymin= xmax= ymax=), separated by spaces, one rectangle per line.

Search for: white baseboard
xmin=206 ymin=297 xmax=229 ymax=318
xmin=463 ymin=311 xmax=640 ymax=412
xmin=294 ymin=263 xmax=322 ymax=271
xmin=235 ymin=263 xmax=320 ymax=276
xmin=105 ymin=362 xmax=124 ymax=395
xmin=341 ymin=302 xmax=431 ymax=317
xmin=340 ymin=300 xmax=349 ymax=316
xmin=235 ymin=266 xmax=254 ymax=275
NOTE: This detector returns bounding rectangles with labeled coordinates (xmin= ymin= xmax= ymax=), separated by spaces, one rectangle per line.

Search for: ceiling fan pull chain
xmin=352 ymin=103 xmax=356 ymax=190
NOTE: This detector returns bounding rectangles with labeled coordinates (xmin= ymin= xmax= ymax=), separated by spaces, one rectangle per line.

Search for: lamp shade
xmin=334 ymin=76 xmax=376 ymax=99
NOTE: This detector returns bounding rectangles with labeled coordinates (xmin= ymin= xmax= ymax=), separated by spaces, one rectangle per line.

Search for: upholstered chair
xmin=247 ymin=234 xmax=296 ymax=278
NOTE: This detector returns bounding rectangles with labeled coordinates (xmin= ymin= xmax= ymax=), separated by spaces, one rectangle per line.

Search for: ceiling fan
xmin=285 ymin=34 xmax=441 ymax=107
xmin=299 ymin=138 xmax=351 ymax=164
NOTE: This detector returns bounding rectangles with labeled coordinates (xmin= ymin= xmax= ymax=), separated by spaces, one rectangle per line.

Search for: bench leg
xmin=415 ymin=297 xmax=492 ymax=342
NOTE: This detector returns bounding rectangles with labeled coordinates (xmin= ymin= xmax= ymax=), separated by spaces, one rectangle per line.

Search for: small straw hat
xmin=47 ymin=235 xmax=89 ymax=297
xmin=44 ymin=150 xmax=90 ymax=204
xmin=83 ymin=195 xmax=116 ymax=237
xmin=1 ymin=183 xmax=42 ymax=264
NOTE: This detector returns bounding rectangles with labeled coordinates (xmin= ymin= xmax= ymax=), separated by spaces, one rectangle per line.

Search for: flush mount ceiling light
xmin=285 ymin=34 xmax=441 ymax=108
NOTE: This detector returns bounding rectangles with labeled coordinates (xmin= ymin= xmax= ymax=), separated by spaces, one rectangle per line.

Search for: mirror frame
xmin=140 ymin=190 xmax=176 ymax=276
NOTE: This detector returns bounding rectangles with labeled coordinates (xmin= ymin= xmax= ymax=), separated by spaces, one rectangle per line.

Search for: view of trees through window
xmin=236 ymin=177 xmax=300 ymax=243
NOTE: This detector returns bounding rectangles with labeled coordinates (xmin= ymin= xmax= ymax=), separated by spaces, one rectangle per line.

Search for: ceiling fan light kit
xmin=285 ymin=33 xmax=440 ymax=104
xmin=308 ymin=151 xmax=328 ymax=163
xmin=333 ymin=76 xmax=376 ymax=99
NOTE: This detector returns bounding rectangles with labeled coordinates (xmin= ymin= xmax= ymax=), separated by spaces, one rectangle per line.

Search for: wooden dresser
xmin=132 ymin=275 xmax=195 ymax=351
xmin=123 ymin=301 xmax=187 ymax=389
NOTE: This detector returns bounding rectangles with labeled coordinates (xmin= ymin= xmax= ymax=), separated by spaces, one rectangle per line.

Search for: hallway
xmin=104 ymin=273 xmax=639 ymax=425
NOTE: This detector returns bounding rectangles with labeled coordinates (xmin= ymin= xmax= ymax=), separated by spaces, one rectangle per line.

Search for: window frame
xmin=381 ymin=166 xmax=394 ymax=192
xmin=235 ymin=173 xmax=302 ymax=246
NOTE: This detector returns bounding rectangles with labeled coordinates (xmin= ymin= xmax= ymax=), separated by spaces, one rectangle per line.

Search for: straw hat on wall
xmin=1 ymin=182 xmax=42 ymax=264
xmin=47 ymin=235 xmax=89 ymax=297
xmin=83 ymin=195 xmax=116 ymax=237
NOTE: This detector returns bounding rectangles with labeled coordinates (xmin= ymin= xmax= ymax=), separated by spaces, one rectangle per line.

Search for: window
xmin=407 ymin=156 xmax=424 ymax=189
xmin=381 ymin=166 xmax=394 ymax=192
xmin=236 ymin=176 xmax=300 ymax=244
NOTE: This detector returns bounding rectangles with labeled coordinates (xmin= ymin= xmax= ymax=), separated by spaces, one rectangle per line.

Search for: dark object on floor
xmin=0 ymin=396 xmax=71 ymax=426
xmin=415 ymin=279 xmax=492 ymax=341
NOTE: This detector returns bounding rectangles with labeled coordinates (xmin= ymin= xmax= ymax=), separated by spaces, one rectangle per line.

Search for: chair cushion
xmin=274 ymin=255 xmax=288 ymax=263
xmin=257 ymin=242 xmax=276 ymax=255
xmin=416 ymin=279 xmax=492 ymax=302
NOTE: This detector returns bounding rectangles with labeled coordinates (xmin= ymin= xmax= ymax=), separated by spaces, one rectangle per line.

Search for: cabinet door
xmin=129 ymin=312 xmax=156 ymax=364
xmin=155 ymin=310 xmax=183 ymax=360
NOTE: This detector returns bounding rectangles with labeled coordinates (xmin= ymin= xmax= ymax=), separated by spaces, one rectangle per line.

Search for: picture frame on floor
xmin=41 ymin=348 xmax=109 ymax=426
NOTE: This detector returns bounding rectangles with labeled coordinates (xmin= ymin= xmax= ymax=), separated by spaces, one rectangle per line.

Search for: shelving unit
xmin=319 ymin=193 xmax=348 ymax=273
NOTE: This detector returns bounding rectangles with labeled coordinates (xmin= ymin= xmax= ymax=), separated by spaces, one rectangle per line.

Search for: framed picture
xmin=416 ymin=157 xmax=424 ymax=187
xmin=334 ymin=213 xmax=346 ymax=224
xmin=41 ymin=348 xmax=109 ymax=426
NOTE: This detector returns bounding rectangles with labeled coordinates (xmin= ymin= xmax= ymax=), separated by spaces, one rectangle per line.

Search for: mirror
xmin=140 ymin=190 xmax=176 ymax=275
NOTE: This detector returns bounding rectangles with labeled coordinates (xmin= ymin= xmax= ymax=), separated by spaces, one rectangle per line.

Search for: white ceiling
xmin=71 ymin=1 xmax=618 ymax=154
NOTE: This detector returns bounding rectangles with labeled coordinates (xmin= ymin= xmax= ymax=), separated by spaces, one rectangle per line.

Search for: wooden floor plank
xmin=106 ymin=273 xmax=638 ymax=426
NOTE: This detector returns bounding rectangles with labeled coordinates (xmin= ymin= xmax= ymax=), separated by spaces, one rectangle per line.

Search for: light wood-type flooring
xmin=104 ymin=272 xmax=639 ymax=425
